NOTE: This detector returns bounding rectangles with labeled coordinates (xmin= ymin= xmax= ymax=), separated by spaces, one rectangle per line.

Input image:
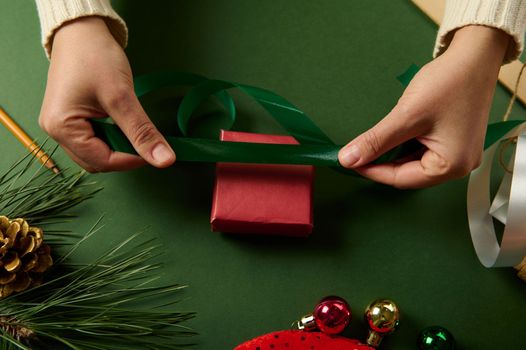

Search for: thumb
xmin=338 ymin=107 xmax=422 ymax=168
xmin=102 ymin=89 xmax=176 ymax=168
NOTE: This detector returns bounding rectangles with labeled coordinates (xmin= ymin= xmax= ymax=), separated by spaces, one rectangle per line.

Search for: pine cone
xmin=515 ymin=256 xmax=526 ymax=282
xmin=0 ymin=216 xmax=53 ymax=298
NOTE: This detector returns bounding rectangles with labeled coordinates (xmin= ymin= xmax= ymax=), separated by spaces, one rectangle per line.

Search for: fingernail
xmin=152 ymin=143 xmax=175 ymax=165
xmin=340 ymin=145 xmax=361 ymax=167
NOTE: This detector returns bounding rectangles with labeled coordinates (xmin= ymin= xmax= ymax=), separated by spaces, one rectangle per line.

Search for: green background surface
xmin=1 ymin=1 xmax=526 ymax=349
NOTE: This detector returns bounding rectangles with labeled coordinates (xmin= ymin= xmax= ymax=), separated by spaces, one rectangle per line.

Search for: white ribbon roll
xmin=467 ymin=122 xmax=526 ymax=267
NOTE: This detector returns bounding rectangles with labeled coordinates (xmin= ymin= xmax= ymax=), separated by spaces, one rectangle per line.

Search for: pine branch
xmin=0 ymin=149 xmax=100 ymax=226
xmin=0 ymin=225 xmax=196 ymax=349
xmin=0 ymin=150 xmax=196 ymax=349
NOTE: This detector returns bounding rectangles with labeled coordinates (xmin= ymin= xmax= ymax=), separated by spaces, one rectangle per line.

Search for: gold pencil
xmin=0 ymin=106 xmax=60 ymax=174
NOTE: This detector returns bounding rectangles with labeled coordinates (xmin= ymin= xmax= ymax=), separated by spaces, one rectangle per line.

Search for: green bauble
xmin=417 ymin=326 xmax=455 ymax=350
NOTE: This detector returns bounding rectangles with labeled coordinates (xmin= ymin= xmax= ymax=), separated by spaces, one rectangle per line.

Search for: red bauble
xmin=235 ymin=330 xmax=374 ymax=350
xmin=313 ymin=296 xmax=352 ymax=335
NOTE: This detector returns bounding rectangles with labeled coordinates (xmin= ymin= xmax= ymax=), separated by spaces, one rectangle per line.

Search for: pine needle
xmin=0 ymin=151 xmax=196 ymax=349
xmin=0 ymin=224 xmax=196 ymax=349
xmin=0 ymin=148 xmax=100 ymax=226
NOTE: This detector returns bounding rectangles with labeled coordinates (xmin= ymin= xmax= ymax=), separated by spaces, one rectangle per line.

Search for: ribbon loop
xmin=468 ymin=122 xmax=526 ymax=267
xmin=93 ymin=72 xmax=344 ymax=167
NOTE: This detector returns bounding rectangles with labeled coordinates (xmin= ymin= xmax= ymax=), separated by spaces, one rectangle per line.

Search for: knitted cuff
xmin=35 ymin=0 xmax=128 ymax=58
xmin=434 ymin=0 xmax=526 ymax=63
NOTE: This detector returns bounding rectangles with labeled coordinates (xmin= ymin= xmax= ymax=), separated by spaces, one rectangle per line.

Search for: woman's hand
xmin=39 ymin=17 xmax=175 ymax=172
xmin=338 ymin=25 xmax=510 ymax=189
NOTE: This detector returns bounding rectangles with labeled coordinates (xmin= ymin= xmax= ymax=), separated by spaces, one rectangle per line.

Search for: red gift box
xmin=210 ymin=130 xmax=314 ymax=237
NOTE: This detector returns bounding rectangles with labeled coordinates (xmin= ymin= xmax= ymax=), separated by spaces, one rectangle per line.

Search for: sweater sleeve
xmin=35 ymin=0 xmax=128 ymax=58
xmin=434 ymin=0 xmax=526 ymax=63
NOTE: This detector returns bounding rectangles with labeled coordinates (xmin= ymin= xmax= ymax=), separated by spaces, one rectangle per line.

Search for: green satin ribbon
xmin=92 ymin=71 xmax=343 ymax=167
xmin=92 ymin=69 xmax=523 ymax=169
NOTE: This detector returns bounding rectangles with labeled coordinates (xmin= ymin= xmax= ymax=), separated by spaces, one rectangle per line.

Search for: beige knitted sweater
xmin=36 ymin=0 xmax=526 ymax=62
xmin=35 ymin=0 xmax=127 ymax=57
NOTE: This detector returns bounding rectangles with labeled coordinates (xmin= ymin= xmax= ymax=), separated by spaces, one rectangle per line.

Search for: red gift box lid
xmin=210 ymin=130 xmax=314 ymax=237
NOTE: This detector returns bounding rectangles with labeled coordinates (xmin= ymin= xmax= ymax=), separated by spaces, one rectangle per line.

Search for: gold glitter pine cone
xmin=0 ymin=216 xmax=53 ymax=298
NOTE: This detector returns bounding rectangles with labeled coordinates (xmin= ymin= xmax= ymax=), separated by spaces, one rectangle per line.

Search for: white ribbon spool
xmin=467 ymin=122 xmax=526 ymax=267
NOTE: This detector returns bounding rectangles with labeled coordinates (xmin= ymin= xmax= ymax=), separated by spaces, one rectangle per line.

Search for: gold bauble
xmin=364 ymin=299 xmax=400 ymax=348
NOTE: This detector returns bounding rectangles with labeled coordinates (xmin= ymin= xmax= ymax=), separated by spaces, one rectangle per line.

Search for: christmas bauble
xmin=417 ymin=326 xmax=455 ymax=350
xmin=235 ymin=330 xmax=374 ymax=350
xmin=313 ymin=296 xmax=352 ymax=335
xmin=364 ymin=299 xmax=400 ymax=335
xmin=364 ymin=299 xmax=400 ymax=347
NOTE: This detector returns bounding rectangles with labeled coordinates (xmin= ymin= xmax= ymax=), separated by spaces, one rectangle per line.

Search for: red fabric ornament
xmin=234 ymin=330 xmax=374 ymax=350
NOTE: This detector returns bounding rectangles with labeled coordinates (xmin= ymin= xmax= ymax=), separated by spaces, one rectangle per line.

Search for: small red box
xmin=210 ymin=130 xmax=314 ymax=237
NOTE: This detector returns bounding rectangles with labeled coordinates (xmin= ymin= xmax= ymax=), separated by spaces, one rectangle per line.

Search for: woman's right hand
xmin=39 ymin=16 xmax=175 ymax=172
